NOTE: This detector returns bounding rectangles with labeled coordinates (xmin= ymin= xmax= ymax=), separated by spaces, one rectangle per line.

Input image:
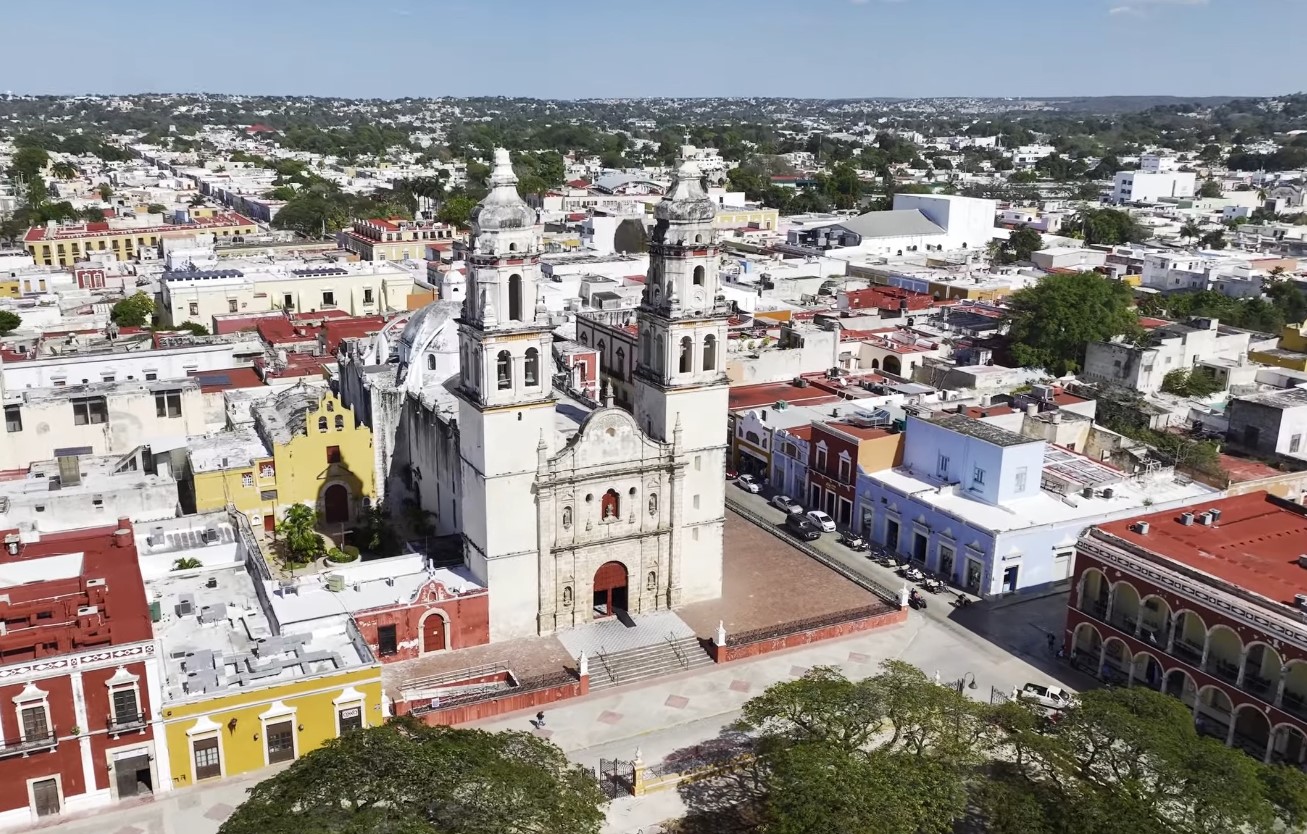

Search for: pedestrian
xmin=1046 ymin=633 xmax=1056 ymax=653
xmin=536 ymin=710 xmax=545 ymax=728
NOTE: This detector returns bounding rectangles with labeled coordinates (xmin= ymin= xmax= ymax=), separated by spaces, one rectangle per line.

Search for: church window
xmin=694 ymin=234 xmax=702 ymax=244
xmin=648 ymin=494 xmax=658 ymax=516
xmin=562 ymin=507 xmax=572 ymax=529
xmin=703 ymin=334 xmax=717 ymax=371
xmin=629 ymin=487 xmax=637 ymax=496
xmin=679 ymin=337 xmax=693 ymax=373
xmin=640 ymin=331 xmax=650 ymax=366
xmin=693 ymin=265 xmax=705 ymax=286
xmin=508 ymin=274 xmax=523 ymax=322
xmin=615 ymin=346 xmax=625 ymax=377
xmin=318 ymin=416 xmax=328 ymax=432
xmin=525 ymin=348 xmax=539 ymax=386
xmin=427 ymin=354 xmax=436 ymax=371
xmin=334 ymin=415 xmax=344 ymax=430
xmin=601 ymin=489 xmax=620 ymax=520
xmin=508 ymin=242 xmax=517 ymax=252
xmin=580 ymin=331 xmax=589 ymax=346
xmin=597 ymin=339 xmax=606 ymax=363
xmin=326 ymin=401 xmax=334 ymax=411
xmin=655 ymin=336 xmax=665 ymax=373
xmin=497 ymin=351 xmax=512 ymax=389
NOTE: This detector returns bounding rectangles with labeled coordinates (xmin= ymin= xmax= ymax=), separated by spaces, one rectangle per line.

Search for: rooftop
xmin=837 ymin=209 xmax=946 ymax=239
xmin=929 ymin=413 xmax=1037 ymax=447
xmin=24 ymin=212 xmax=254 ymax=243
xmin=1235 ymin=387 xmax=1307 ymax=410
xmin=188 ymin=428 xmax=270 ymax=473
xmin=1095 ymin=492 xmax=1307 ymax=607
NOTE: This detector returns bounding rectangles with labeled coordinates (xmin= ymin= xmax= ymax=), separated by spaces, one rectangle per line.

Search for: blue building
xmin=855 ymin=412 xmax=1220 ymax=597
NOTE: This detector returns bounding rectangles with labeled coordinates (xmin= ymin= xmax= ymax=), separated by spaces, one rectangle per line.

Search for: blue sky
xmin=3 ymin=0 xmax=1304 ymax=99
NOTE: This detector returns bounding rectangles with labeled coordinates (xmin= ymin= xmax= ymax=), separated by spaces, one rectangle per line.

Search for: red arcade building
xmin=0 ymin=520 xmax=162 ymax=825
xmin=1065 ymin=492 xmax=1307 ymax=765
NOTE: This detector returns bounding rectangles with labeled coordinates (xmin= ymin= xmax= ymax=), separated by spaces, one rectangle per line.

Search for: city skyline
xmin=2 ymin=0 xmax=1303 ymax=100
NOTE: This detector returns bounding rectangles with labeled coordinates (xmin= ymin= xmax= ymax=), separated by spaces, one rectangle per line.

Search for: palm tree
xmin=275 ymin=504 xmax=324 ymax=564
xmin=1179 ymin=220 xmax=1202 ymax=242
xmin=49 ymin=161 xmax=78 ymax=180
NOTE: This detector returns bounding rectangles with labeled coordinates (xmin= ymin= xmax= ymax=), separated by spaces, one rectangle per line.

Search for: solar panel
xmin=196 ymin=373 xmax=232 ymax=386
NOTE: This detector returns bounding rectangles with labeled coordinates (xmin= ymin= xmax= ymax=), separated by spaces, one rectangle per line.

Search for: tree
xmin=437 ymin=194 xmax=478 ymax=228
xmin=276 ymin=504 xmax=324 ymax=564
xmin=96 ymin=183 xmax=113 ymax=201
xmin=1198 ymin=179 xmax=1223 ymax=198
xmin=49 ymin=161 xmax=78 ymax=180
xmin=1161 ymin=367 xmax=1224 ymax=398
xmin=176 ymin=321 xmax=209 ymax=336
xmin=218 ymin=719 xmax=606 ymax=834
xmin=146 ymin=203 xmax=168 ymax=215
xmin=1201 ymin=229 xmax=1227 ymax=249
xmin=109 ymin=292 xmax=155 ymax=327
xmin=1070 ymin=208 xmax=1147 ymax=246
xmin=993 ymin=227 xmax=1044 ymax=265
xmin=1004 ymin=272 xmax=1140 ymax=374
xmin=0 ymin=310 xmax=21 ymax=336
xmin=1180 ymin=219 xmax=1203 ymax=242
xmin=7 ymin=145 xmax=48 ymax=181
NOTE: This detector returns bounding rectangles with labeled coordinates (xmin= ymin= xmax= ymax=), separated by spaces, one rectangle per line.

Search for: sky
xmin=2 ymin=0 xmax=1305 ymax=100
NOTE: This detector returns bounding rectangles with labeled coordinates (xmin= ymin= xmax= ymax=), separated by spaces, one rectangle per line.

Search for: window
xmin=322 ymin=291 xmax=336 ymax=307
xmin=648 ymin=494 xmax=658 ymax=516
xmin=326 ymin=446 xmax=342 ymax=464
xmin=241 ymin=472 xmax=254 ymax=487
xmin=228 ymin=299 xmax=238 ymax=313
xmin=679 ymin=337 xmax=693 ymax=373
xmin=838 ymin=455 xmax=852 ymax=483
xmin=972 ymin=466 xmax=986 ymax=486
xmin=333 ymin=415 xmax=344 ymax=431
xmin=71 ymin=396 xmax=108 ymax=426
xmin=693 ymin=265 xmax=705 ymax=286
xmin=936 ymin=453 xmax=949 ymax=478
xmin=562 ymin=506 xmax=572 ymax=529
xmin=317 ymin=416 xmax=328 ymax=432
xmin=1292 ymin=434 xmax=1303 ymax=454
xmin=144 ymin=372 xmax=157 ymax=381
xmin=266 ymin=720 xmax=295 ymax=764
xmin=155 ymin=390 xmax=183 ymax=418
xmin=601 ymin=489 xmax=620 ymax=520
xmin=614 ymin=347 xmax=625 ymax=378
xmin=377 ymin=625 xmax=398 ymax=656
xmin=20 ymin=704 xmax=51 ymax=743
xmin=337 ymin=706 xmax=363 ymax=734
xmin=497 ymin=350 xmax=512 ymax=389
xmin=4 ymin=405 xmax=21 ymax=433
xmin=702 ymin=334 xmax=716 ymax=371
xmin=363 ymin=288 xmax=374 ymax=304
xmin=193 ymin=737 xmax=221 ymax=781
xmin=110 ymin=688 xmax=140 ymax=728
xmin=189 ymin=302 xmax=199 ymax=316
xmin=525 ymin=348 xmax=539 ymax=386
xmin=427 ymin=354 xmax=436 ymax=371
xmin=283 ymin=293 xmax=294 ymax=311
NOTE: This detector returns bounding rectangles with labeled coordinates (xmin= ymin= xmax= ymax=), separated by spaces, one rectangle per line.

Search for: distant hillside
xmin=1034 ymin=96 xmax=1241 ymax=114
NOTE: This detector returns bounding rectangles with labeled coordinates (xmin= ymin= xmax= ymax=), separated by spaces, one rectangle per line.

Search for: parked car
xmin=771 ymin=494 xmax=802 ymax=514
xmin=838 ymin=531 xmax=867 ymax=550
xmin=785 ymin=513 xmax=822 ymax=541
xmin=1014 ymin=683 xmax=1076 ymax=712
xmin=805 ymin=510 xmax=836 ymax=533
xmin=735 ymin=474 xmax=761 ymax=494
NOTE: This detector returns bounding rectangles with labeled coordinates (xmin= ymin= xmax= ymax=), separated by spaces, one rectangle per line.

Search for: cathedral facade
xmin=342 ymin=148 xmax=727 ymax=644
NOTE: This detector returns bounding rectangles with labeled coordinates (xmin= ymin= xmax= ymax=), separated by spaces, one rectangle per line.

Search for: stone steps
xmin=590 ymin=636 xmax=714 ymax=691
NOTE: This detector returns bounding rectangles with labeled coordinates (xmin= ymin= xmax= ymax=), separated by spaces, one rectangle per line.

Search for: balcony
xmin=107 ymin=711 xmax=147 ymax=734
xmin=0 ymin=729 xmax=58 ymax=758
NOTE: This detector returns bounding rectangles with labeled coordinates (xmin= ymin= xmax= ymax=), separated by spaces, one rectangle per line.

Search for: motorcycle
xmin=954 ymin=593 xmax=973 ymax=608
xmin=839 ymin=531 xmax=867 ymax=551
xmin=921 ymin=576 xmax=945 ymax=594
xmin=908 ymin=589 xmax=928 ymax=610
xmin=903 ymin=566 xmax=924 ymax=583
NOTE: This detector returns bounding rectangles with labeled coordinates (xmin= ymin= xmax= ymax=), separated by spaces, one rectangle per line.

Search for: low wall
xmin=709 ymin=607 xmax=907 ymax=663
xmin=405 ymin=673 xmax=589 ymax=726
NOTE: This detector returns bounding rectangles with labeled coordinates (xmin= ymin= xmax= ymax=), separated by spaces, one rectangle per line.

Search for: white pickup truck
xmin=1014 ymin=683 xmax=1076 ymax=712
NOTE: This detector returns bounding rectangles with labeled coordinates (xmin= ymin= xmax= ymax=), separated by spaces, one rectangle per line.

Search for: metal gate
xmin=991 ymin=686 xmax=1011 ymax=705
xmin=596 ymin=758 xmax=634 ymax=800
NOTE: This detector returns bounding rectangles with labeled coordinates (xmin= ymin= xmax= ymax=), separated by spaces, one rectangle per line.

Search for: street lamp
xmin=960 ymin=672 xmax=978 ymax=690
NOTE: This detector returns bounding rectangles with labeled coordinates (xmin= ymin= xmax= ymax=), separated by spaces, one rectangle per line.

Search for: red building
xmin=350 ymin=571 xmax=491 ymax=663
xmin=1066 ymin=492 xmax=1307 ymax=764
xmin=806 ymin=422 xmax=903 ymax=529
xmin=0 ymin=520 xmax=161 ymax=825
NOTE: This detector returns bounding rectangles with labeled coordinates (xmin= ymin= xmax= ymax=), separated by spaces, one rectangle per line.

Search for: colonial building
xmin=1066 ymin=493 xmax=1307 ymax=764
xmin=339 ymin=218 xmax=457 ymax=262
xmin=340 ymin=149 xmax=727 ymax=644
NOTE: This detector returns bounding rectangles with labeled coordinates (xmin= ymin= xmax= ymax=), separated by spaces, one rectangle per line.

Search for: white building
xmin=1113 ymin=169 xmax=1197 ymax=204
xmin=1082 ymin=318 xmax=1269 ymax=394
xmin=0 ymin=340 xmax=263 ymax=391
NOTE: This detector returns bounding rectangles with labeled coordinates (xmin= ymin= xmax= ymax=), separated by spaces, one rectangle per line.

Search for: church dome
xmin=654 ymin=158 xmax=717 ymax=224
xmin=471 ymin=148 xmax=536 ymax=233
xmin=396 ymin=299 xmax=459 ymax=368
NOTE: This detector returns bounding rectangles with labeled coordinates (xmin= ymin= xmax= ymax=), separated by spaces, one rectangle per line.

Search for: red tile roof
xmin=965 ymin=405 xmax=1016 ymax=419
xmin=729 ymin=380 xmax=840 ymax=411
xmin=1097 ymin=492 xmax=1307 ymax=606
xmin=24 ymin=212 xmax=255 ymax=242
xmin=188 ymin=366 xmax=266 ymax=393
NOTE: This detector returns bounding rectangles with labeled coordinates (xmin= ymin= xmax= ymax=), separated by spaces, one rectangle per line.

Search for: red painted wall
xmin=407 ymin=676 xmax=589 ymax=726
xmin=0 ymin=675 xmax=82 ymax=813
xmin=710 ymin=608 xmax=907 ymax=663
xmin=352 ymin=581 xmax=490 ymax=663
xmin=81 ymin=661 xmax=154 ymax=792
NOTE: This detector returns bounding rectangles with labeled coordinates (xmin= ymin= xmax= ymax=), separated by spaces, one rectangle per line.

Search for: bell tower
xmin=633 ymin=158 xmax=727 ymax=605
xmin=455 ymin=148 xmax=555 ymax=641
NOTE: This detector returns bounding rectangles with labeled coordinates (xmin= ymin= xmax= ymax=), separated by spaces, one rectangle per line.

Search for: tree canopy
xmin=218 ymin=718 xmax=606 ymax=834
xmin=991 ymin=226 xmax=1044 ymax=265
xmin=0 ymin=310 xmax=21 ymax=336
xmin=1069 ymin=207 xmax=1148 ymax=246
xmin=1004 ymin=272 xmax=1140 ymax=374
xmin=109 ymin=292 xmax=155 ymax=328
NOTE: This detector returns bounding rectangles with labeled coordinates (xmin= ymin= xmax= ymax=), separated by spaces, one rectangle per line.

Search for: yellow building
xmin=189 ymin=385 xmax=376 ymax=532
xmin=1249 ymin=321 xmax=1307 ymax=372
xmin=24 ymin=212 xmax=258 ymax=267
xmin=715 ymin=205 xmax=779 ymax=231
xmin=147 ymin=515 xmax=384 ymax=788
xmin=0 ymin=279 xmax=19 ymax=298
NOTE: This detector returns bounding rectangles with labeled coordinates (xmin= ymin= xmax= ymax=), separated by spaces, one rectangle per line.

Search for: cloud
xmin=1108 ymin=0 xmax=1207 ymax=16
xmin=1109 ymin=5 xmax=1143 ymax=14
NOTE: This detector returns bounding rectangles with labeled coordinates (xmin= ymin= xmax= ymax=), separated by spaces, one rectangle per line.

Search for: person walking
xmin=536 ymin=710 xmax=546 ymax=728
xmin=1046 ymin=633 xmax=1056 ymax=653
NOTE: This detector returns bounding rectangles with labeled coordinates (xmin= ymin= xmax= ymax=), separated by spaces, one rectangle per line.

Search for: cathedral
xmin=340 ymin=148 xmax=728 ymax=643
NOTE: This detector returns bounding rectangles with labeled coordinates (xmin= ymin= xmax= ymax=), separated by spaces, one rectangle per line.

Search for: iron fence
xmin=727 ymin=604 xmax=890 ymax=647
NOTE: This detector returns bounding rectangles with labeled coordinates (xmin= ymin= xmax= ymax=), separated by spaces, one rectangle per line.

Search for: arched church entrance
xmin=593 ymin=561 xmax=629 ymax=618
xmin=421 ymin=612 xmax=447 ymax=654
xmin=324 ymin=484 xmax=350 ymax=524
